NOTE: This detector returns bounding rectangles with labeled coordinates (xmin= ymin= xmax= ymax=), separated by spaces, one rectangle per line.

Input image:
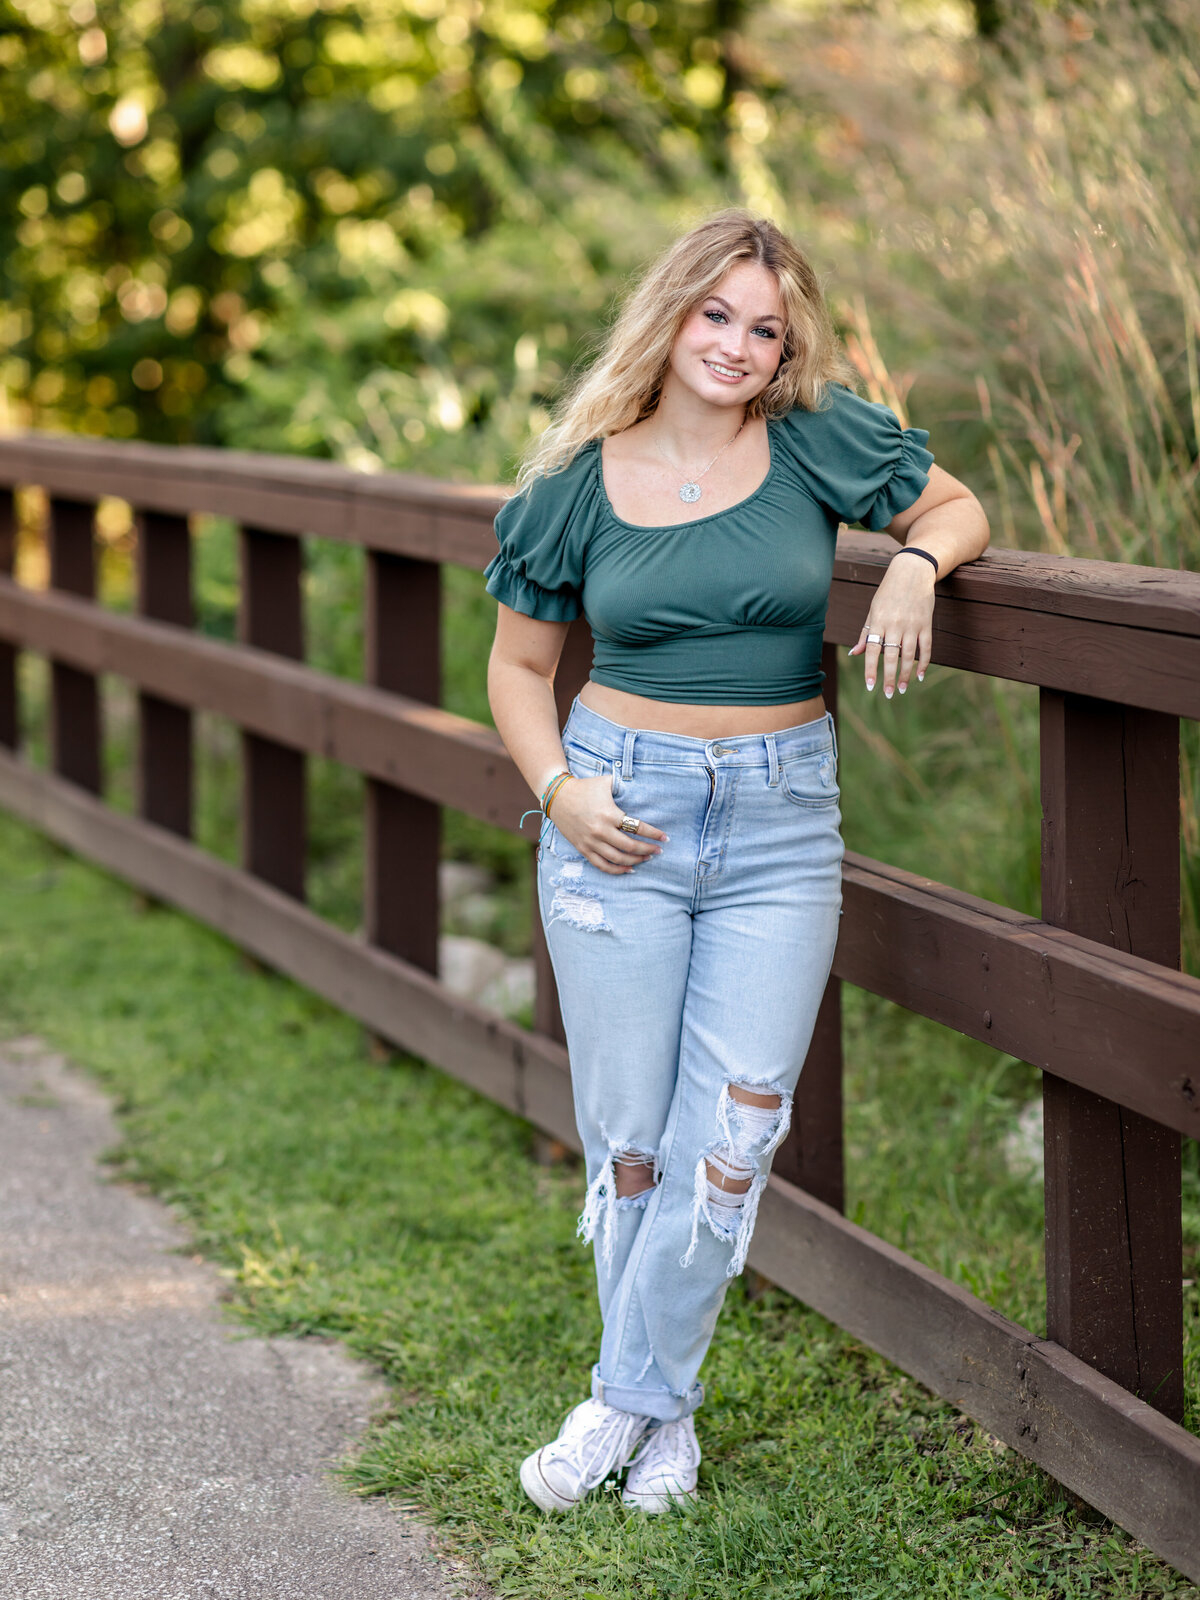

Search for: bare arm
xmin=487 ymin=603 xmax=667 ymax=874
xmin=848 ymin=464 xmax=990 ymax=697
xmin=487 ymin=603 xmax=576 ymax=802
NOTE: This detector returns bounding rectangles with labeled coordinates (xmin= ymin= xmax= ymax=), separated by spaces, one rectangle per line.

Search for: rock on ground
xmin=0 ymin=1037 xmax=487 ymax=1600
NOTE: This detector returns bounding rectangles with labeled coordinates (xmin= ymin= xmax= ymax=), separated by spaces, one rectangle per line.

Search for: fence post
xmin=239 ymin=527 xmax=305 ymax=899
xmin=47 ymin=497 xmax=101 ymax=793
xmin=364 ymin=551 xmax=439 ymax=973
xmin=136 ymin=511 xmax=193 ymax=836
xmin=1040 ymin=689 xmax=1183 ymax=1420
xmin=531 ymin=617 xmax=594 ymax=1045
xmin=0 ymin=488 xmax=15 ymax=750
xmin=773 ymin=640 xmax=845 ymax=1211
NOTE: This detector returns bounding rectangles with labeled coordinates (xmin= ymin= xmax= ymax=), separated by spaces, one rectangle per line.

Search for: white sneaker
xmin=620 ymin=1415 xmax=701 ymax=1513
xmin=520 ymin=1398 xmax=650 ymax=1512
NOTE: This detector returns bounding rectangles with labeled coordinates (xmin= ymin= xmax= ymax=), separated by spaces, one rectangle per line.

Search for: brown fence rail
xmin=0 ymin=433 xmax=1198 ymax=1581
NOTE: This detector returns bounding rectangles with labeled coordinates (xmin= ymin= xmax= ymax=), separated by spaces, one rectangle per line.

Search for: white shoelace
xmin=629 ymin=1417 xmax=700 ymax=1483
xmin=544 ymin=1400 xmax=644 ymax=1490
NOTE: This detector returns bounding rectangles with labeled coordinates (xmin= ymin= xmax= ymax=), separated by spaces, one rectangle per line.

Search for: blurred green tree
xmin=0 ymin=0 xmax=751 ymax=460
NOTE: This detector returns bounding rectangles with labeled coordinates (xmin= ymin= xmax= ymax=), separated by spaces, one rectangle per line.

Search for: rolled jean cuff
xmin=591 ymin=1363 xmax=703 ymax=1423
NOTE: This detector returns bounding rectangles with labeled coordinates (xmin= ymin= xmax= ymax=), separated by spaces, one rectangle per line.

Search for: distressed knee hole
xmin=728 ymin=1083 xmax=783 ymax=1111
xmin=614 ymin=1152 xmax=657 ymax=1200
xmin=681 ymin=1081 xmax=793 ymax=1278
xmin=578 ymin=1142 xmax=660 ymax=1266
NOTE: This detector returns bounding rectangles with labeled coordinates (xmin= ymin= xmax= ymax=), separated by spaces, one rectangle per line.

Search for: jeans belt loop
xmin=621 ymin=727 xmax=636 ymax=781
xmin=765 ymin=730 xmax=780 ymax=787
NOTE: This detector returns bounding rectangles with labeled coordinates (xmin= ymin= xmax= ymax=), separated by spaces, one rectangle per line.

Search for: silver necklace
xmin=655 ymin=418 xmax=746 ymax=503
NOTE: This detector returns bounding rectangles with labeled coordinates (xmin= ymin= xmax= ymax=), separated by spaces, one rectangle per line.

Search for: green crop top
xmin=483 ymin=382 xmax=934 ymax=704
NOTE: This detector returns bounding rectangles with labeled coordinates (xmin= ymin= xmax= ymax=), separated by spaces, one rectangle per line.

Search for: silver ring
xmin=883 ymin=641 xmax=902 ymax=649
xmin=618 ymin=815 xmax=641 ymax=835
xmin=866 ymin=632 xmax=883 ymax=644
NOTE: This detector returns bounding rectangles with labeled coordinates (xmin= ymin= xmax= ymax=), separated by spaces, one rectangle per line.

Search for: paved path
xmin=0 ymin=1037 xmax=483 ymax=1600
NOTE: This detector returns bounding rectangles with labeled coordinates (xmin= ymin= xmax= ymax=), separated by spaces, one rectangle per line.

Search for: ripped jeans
xmin=536 ymin=695 xmax=844 ymax=1422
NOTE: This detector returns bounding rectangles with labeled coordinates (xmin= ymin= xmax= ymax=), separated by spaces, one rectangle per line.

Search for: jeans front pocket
xmin=560 ymin=740 xmax=629 ymax=820
xmin=779 ymin=748 xmax=839 ymax=809
xmin=562 ymin=740 xmax=604 ymax=781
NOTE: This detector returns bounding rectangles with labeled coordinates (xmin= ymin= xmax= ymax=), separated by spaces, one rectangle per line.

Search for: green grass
xmin=1 ymin=810 xmax=1197 ymax=1599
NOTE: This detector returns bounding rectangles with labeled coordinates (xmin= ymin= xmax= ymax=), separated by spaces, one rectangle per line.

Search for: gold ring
xmin=618 ymin=815 xmax=641 ymax=835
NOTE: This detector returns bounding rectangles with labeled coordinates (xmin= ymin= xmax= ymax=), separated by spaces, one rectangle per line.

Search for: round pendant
xmin=679 ymin=482 xmax=703 ymax=504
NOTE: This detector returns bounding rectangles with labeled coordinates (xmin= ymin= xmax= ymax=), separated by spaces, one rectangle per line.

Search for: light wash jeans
xmin=536 ymin=695 xmax=845 ymax=1422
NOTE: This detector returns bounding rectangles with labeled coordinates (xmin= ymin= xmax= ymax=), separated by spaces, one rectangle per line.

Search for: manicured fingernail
xmin=661 ymin=834 xmax=670 ymax=841
xmin=899 ymin=682 xmax=907 ymax=695
xmin=918 ymin=672 xmax=925 ymax=682
xmin=866 ymin=678 xmax=874 ymax=691
xmin=885 ymin=686 xmax=893 ymax=699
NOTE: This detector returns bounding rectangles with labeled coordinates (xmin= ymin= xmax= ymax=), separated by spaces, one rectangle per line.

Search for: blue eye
xmin=704 ymin=308 xmax=777 ymax=339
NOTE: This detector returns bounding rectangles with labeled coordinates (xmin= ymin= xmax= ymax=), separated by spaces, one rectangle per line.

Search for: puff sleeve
xmin=483 ymin=444 xmax=602 ymax=622
xmin=774 ymin=383 xmax=935 ymax=531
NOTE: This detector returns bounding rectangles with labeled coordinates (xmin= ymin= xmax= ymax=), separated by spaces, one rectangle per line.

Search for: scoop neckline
xmin=594 ymin=421 xmax=779 ymax=533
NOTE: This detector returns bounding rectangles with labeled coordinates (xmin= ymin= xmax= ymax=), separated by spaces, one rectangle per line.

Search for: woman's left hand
xmin=847 ymin=556 xmax=937 ymax=698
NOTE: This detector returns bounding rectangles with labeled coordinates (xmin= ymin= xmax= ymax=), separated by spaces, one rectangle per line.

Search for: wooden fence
xmin=0 ymin=433 xmax=1197 ymax=1578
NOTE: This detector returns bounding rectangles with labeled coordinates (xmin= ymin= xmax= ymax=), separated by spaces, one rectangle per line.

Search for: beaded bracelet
xmin=891 ymin=545 xmax=940 ymax=575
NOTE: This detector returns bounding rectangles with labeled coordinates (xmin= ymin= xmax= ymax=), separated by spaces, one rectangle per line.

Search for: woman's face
xmin=668 ymin=261 xmax=786 ymax=411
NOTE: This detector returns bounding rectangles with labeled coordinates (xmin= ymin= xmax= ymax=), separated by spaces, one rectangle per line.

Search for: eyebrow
xmin=706 ymin=294 xmax=783 ymax=325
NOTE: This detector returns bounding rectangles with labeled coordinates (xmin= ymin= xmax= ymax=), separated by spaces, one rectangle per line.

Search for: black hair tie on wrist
xmin=892 ymin=546 xmax=940 ymax=576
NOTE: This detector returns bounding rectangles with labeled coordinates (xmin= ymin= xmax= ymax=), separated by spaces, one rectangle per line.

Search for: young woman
xmin=485 ymin=210 xmax=989 ymax=1514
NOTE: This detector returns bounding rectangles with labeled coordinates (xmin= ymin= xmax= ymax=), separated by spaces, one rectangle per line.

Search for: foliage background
xmin=1 ymin=1 xmax=1199 ymax=1591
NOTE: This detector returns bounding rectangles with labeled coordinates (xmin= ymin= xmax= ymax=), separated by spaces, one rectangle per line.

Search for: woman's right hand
xmin=547 ymin=775 xmax=668 ymax=875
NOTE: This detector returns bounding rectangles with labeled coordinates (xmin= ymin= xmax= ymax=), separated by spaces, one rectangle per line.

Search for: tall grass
xmin=764 ymin=0 xmax=1200 ymax=567
xmin=752 ymin=0 xmax=1200 ymax=966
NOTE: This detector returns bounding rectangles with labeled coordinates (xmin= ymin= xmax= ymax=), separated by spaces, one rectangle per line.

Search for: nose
xmin=719 ymin=323 xmax=748 ymax=361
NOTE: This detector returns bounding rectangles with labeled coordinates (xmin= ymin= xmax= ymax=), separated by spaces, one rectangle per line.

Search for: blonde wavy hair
xmin=516 ymin=208 xmax=858 ymax=489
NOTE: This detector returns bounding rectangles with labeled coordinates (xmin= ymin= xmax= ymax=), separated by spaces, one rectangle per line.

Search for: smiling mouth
xmin=704 ymin=360 xmax=745 ymax=380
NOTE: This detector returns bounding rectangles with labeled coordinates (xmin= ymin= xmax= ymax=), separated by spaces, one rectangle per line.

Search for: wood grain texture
xmin=47 ymin=498 xmax=100 ymax=794
xmin=1040 ymin=691 xmax=1183 ymax=1419
xmin=834 ymin=856 xmax=1200 ymax=1139
xmin=239 ymin=528 xmax=305 ymax=900
xmin=0 ymin=434 xmax=504 ymax=560
xmin=136 ymin=511 xmax=193 ymax=837
xmin=364 ymin=552 xmax=440 ymax=975
xmin=0 ymin=578 xmax=529 ymax=824
xmin=826 ymin=578 xmax=1200 ymax=718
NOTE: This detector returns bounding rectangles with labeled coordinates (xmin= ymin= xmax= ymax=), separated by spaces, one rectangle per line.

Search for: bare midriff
xmin=578 ymin=679 xmax=826 ymax=740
